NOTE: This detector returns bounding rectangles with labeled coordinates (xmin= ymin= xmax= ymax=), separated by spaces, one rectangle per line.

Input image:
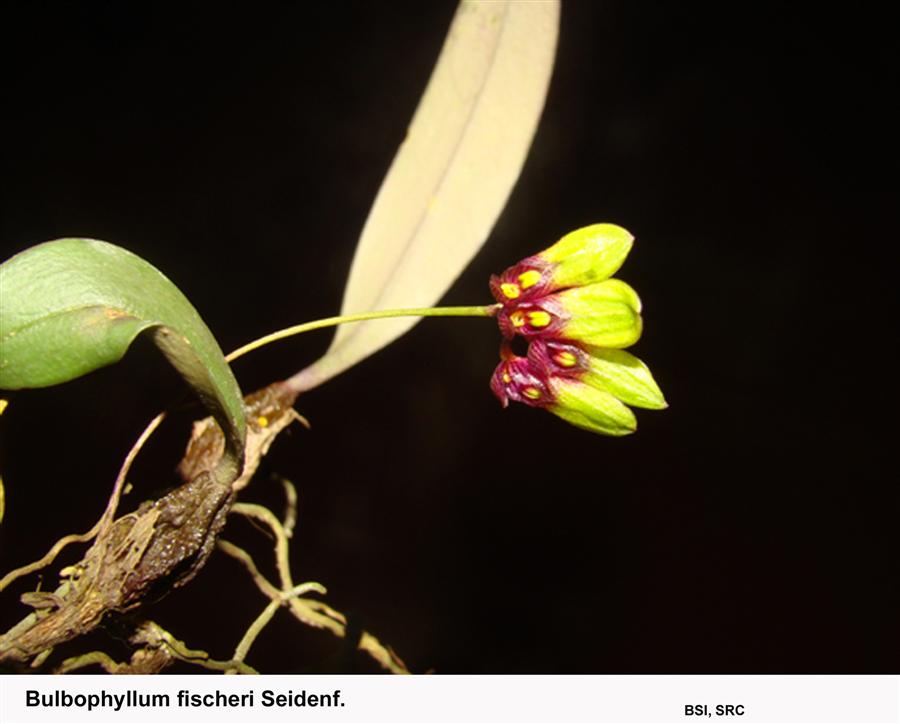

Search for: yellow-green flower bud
xmin=490 ymin=344 xmax=637 ymax=436
xmin=496 ymin=279 xmax=643 ymax=349
xmin=552 ymin=380 xmax=637 ymax=436
xmin=529 ymin=339 xmax=667 ymax=410
xmin=540 ymin=223 xmax=634 ymax=290
xmin=490 ymin=224 xmax=634 ymax=305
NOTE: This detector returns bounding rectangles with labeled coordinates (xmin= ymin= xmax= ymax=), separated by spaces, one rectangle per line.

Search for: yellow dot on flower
xmin=555 ymin=351 xmax=577 ymax=368
xmin=527 ymin=311 xmax=552 ymax=328
xmin=257 ymin=415 xmax=269 ymax=428
xmin=500 ymin=283 xmax=521 ymax=299
xmin=518 ymin=269 xmax=542 ymax=289
xmin=510 ymin=311 xmax=526 ymax=327
xmin=523 ymin=387 xmax=542 ymax=400
xmin=502 ymin=372 xmax=512 ymax=384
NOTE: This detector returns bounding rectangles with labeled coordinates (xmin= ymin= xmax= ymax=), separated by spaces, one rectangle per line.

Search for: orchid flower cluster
xmin=489 ymin=224 xmax=666 ymax=436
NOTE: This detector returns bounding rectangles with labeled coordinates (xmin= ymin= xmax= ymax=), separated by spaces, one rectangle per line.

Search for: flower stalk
xmin=226 ymin=304 xmax=500 ymax=363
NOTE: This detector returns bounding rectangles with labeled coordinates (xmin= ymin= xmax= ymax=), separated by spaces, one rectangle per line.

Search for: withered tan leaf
xmin=288 ymin=0 xmax=559 ymax=392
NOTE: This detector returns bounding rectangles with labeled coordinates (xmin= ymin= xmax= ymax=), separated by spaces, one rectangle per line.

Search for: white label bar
xmin=0 ymin=674 xmax=897 ymax=724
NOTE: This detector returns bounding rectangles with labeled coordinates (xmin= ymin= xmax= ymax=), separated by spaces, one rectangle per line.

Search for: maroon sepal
xmin=490 ymin=344 xmax=554 ymax=409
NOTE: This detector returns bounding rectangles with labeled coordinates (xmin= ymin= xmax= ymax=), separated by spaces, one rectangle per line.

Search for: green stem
xmin=225 ymin=304 xmax=499 ymax=363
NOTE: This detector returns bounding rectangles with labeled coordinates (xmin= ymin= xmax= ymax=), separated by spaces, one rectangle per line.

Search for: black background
xmin=1 ymin=2 xmax=896 ymax=673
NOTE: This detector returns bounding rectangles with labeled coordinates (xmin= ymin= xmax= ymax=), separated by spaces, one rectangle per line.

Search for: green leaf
xmin=0 ymin=239 xmax=246 ymax=483
xmin=288 ymin=0 xmax=560 ymax=392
